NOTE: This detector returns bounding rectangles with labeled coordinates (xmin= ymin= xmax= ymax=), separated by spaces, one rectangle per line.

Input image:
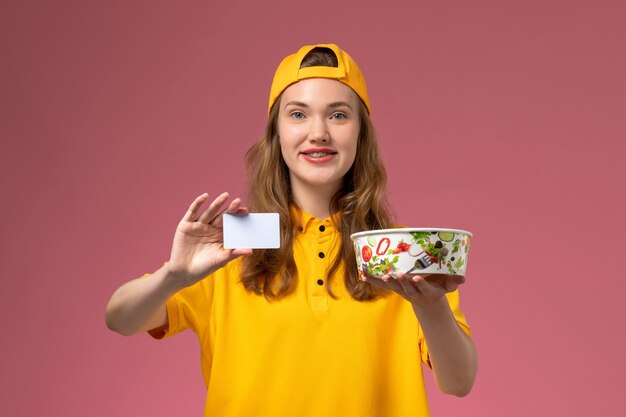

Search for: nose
xmin=307 ymin=116 xmax=329 ymax=142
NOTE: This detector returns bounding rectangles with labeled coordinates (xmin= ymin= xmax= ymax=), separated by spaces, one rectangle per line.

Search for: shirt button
xmin=318 ymin=252 xmax=325 ymax=259
xmin=298 ymin=226 xmax=303 ymax=232
xmin=317 ymin=279 xmax=324 ymax=286
xmin=319 ymin=225 xmax=325 ymax=232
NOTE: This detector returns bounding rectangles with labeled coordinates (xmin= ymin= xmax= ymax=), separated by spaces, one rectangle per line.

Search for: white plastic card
xmin=223 ymin=213 xmax=280 ymax=249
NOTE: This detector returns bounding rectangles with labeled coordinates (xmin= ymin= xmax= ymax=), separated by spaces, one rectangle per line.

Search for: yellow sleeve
xmin=147 ymin=275 xmax=214 ymax=340
xmin=417 ymin=290 xmax=471 ymax=368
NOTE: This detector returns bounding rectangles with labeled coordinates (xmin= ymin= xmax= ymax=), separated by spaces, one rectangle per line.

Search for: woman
xmin=106 ymin=44 xmax=477 ymax=416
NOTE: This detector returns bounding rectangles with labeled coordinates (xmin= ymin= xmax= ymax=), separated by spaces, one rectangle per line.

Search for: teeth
xmin=308 ymin=152 xmax=329 ymax=157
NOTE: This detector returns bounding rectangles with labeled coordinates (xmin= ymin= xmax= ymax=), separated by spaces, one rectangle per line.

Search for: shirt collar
xmin=291 ymin=206 xmax=341 ymax=233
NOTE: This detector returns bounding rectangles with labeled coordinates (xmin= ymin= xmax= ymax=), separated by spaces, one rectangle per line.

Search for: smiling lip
xmin=300 ymin=148 xmax=337 ymax=163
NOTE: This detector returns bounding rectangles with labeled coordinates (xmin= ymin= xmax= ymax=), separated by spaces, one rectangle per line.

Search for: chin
xmin=309 ymin=176 xmax=343 ymax=187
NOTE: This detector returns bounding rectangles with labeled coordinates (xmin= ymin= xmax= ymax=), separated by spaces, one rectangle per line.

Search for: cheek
xmin=348 ymin=144 xmax=358 ymax=167
xmin=346 ymin=128 xmax=360 ymax=158
xmin=277 ymin=136 xmax=289 ymax=162
xmin=277 ymin=123 xmax=304 ymax=147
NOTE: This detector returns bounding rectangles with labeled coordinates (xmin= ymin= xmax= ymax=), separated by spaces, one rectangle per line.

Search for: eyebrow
xmin=283 ymin=101 xmax=354 ymax=110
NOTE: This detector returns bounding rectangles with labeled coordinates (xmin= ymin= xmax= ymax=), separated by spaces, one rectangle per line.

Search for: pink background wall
xmin=1 ymin=1 xmax=624 ymax=416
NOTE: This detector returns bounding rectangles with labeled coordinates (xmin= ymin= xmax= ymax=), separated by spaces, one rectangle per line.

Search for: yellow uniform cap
xmin=268 ymin=44 xmax=371 ymax=115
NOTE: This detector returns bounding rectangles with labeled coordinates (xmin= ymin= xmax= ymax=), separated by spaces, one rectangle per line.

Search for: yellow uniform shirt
xmin=153 ymin=211 xmax=471 ymax=416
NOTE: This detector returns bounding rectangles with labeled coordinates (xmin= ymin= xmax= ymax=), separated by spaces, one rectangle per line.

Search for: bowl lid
xmin=350 ymin=228 xmax=473 ymax=239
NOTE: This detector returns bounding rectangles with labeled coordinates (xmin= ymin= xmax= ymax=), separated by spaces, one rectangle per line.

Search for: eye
xmin=330 ymin=112 xmax=347 ymax=120
xmin=290 ymin=111 xmax=305 ymax=119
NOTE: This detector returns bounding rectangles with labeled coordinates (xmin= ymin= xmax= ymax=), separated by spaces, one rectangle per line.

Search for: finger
xmin=411 ymin=275 xmax=443 ymax=298
xmin=232 ymin=248 xmax=253 ymax=256
xmin=424 ymin=274 xmax=465 ymax=292
xmin=440 ymin=275 xmax=466 ymax=293
xmin=224 ymin=248 xmax=253 ymax=259
xmin=212 ymin=247 xmax=253 ymax=265
xmin=381 ymin=274 xmax=405 ymax=294
xmin=417 ymin=274 xmax=465 ymax=298
xmin=224 ymin=198 xmax=244 ymax=214
xmin=361 ymin=275 xmax=388 ymax=290
xmin=215 ymin=197 xmax=243 ymax=220
xmin=364 ymin=274 xmax=408 ymax=296
xmin=197 ymin=192 xmax=230 ymax=224
xmin=395 ymin=273 xmax=421 ymax=298
xmin=209 ymin=197 xmax=244 ymax=228
xmin=182 ymin=193 xmax=209 ymax=221
xmin=222 ymin=249 xmax=254 ymax=269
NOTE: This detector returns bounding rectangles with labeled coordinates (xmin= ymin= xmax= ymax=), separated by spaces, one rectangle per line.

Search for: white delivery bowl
xmin=350 ymin=228 xmax=472 ymax=278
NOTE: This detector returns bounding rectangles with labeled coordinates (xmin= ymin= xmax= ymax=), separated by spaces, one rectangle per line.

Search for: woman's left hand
xmin=362 ymin=272 xmax=465 ymax=304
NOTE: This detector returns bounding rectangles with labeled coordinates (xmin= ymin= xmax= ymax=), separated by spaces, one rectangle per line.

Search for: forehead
xmin=280 ymin=78 xmax=358 ymax=107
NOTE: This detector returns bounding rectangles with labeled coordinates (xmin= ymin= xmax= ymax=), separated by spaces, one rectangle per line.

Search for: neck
xmin=291 ymin=180 xmax=341 ymax=220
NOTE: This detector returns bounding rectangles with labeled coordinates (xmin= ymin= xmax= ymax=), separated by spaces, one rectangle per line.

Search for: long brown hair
xmin=241 ymin=47 xmax=393 ymax=301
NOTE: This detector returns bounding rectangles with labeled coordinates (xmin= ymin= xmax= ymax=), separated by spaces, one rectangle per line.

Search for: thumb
xmin=218 ymin=248 xmax=253 ymax=264
xmin=231 ymin=248 xmax=253 ymax=257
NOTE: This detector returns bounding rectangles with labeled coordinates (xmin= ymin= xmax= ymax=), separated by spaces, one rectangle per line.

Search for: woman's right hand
xmin=166 ymin=192 xmax=253 ymax=287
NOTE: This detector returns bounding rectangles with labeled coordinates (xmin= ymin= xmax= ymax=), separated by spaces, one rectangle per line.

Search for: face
xmin=277 ymin=78 xmax=360 ymax=195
